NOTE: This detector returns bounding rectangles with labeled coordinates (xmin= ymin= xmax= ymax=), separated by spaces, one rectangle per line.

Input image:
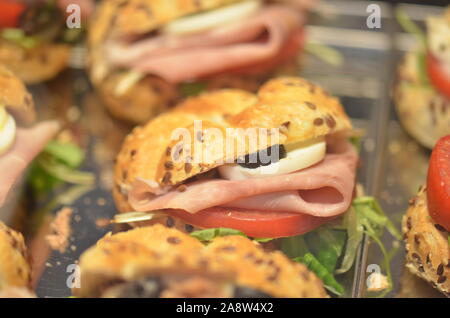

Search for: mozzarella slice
xmin=218 ymin=137 xmax=326 ymax=180
xmin=0 ymin=110 xmax=16 ymax=156
xmin=427 ymin=15 xmax=450 ymax=66
xmin=163 ymin=0 xmax=262 ymax=36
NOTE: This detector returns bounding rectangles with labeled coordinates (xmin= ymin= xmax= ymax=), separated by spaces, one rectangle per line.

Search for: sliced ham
xmin=0 ymin=121 xmax=59 ymax=206
xmin=107 ymin=5 xmax=303 ymax=83
xmin=129 ymin=139 xmax=358 ymax=218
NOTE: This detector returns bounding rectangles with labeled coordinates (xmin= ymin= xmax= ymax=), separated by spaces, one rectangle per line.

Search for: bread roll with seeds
xmin=0 ymin=222 xmax=31 ymax=292
xmin=88 ymin=0 xmax=304 ymax=123
xmin=393 ymin=55 xmax=450 ymax=149
xmin=113 ymin=77 xmax=352 ymax=213
xmin=0 ymin=41 xmax=70 ymax=85
xmin=0 ymin=65 xmax=35 ymax=125
xmin=402 ymin=186 xmax=450 ymax=297
xmin=73 ymin=224 xmax=327 ymax=298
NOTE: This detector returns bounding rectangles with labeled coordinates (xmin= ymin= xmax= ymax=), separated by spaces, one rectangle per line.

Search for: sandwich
xmin=87 ymin=0 xmax=308 ymax=123
xmin=113 ymin=77 xmax=358 ymax=239
xmin=394 ymin=7 xmax=450 ymax=149
xmin=0 ymin=0 xmax=73 ymax=84
xmin=111 ymin=77 xmax=402 ymax=296
xmin=73 ymin=224 xmax=327 ymax=298
xmin=402 ymin=134 xmax=450 ymax=297
xmin=0 ymin=65 xmax=59 ymax=208
xmin=0 ymin=221 xmax=33 ymax=298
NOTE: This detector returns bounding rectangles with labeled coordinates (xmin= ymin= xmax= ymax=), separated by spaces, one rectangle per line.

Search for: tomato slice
xmin=0 ymin=1 xmax=25 ymax=29
xmin=171 ymin=207 xmax=332 ymax=238
xmin=426 ymin=51 xmax=450 ymax=100
xmin=427 ymin=135 xmax=450 ymax=231
xmin=203 ymin=28 xmax=305 ymax=79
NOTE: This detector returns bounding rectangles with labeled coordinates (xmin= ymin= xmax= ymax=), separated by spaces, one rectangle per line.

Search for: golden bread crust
xmin=74 ymin=224 xmax=327 ymax=298
xmin=0 ymin=222 xmax=31 ymax=292
xmin=96 ymin=73 xmax=179 ymax=124
xmin=91 ymin=60 xmax=298 ymax=124
xmin=0 ymin=65 xmax=35 ymax=125
xmin=113 ymin=77 xmax=352 ymax=212
xmin=394 ymin=51 xmax=450 ymax=149
xmin=0 ymin=41 xmax=70 ymax=84
xmin=402 ymin=187 xmax=450 ymax=296
xmin=204 ymin=235 xmax=328 ymax=298
xmin=74 ymin=225 xmax=209 ymax=297
xmin=89 ymin=0 xmax=244 ymax=44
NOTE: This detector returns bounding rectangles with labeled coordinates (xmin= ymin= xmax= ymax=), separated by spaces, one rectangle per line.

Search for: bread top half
xmin=114 ymin=77 xmax=353 ymax=210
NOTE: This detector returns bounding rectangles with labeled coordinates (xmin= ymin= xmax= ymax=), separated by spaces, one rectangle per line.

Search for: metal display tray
xmin=1 ymin=0 xmax=444 ymax=298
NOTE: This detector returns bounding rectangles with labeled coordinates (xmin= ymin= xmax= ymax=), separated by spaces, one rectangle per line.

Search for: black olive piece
xmin=117 ymin=277 xmax=162 ymax=298
xmin=233 ymin=286 xmax=273 ymax=298
xmin=237 ymin=145 xmax=286 ymax=169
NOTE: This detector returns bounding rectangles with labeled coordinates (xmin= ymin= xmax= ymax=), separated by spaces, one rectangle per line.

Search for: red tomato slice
xmin=0 ymin=1 xmax=25 ymax=29
xmin=203 ymin=28 xmax=305 ymax=79
xmin=427 ymin=135 xmax=450 ymax=231
xmin=426 ymin=51 xmax=450 ymax=100
xmin=171 ymin=207 xmax=332 ymax=238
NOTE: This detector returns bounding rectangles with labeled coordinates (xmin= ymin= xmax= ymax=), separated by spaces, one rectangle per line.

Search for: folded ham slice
xmin=129 ymin=139 xmax=358 ymax=218
xmin=0 ymin=121 xmax=59 ymax=206
xmin=107 ymin=5 xmax=303 ymax=83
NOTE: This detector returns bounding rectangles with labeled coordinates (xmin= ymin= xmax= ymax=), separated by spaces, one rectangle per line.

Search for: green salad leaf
xmin=335 ymin=207 xmax=364 ymax=274
xmin=305 ymin=42 xmax=344 ymax=66
xmin=28 ymin=140 xmax=94 ymax=196
xmin=294 ymin=253 xmax=344 ymax=296
xmin=36 ymin=155 xmax=94 ymax=185
xmin=395 ymin=8 xmax=426 ymax=48
xmin=304 ymin=227 xmax=346 ymax=273
xmin=416 ymin=51 xmax=430 ymax=86
xmin=280 ymin=235 xmax=309 ymax=259
xmin=349 ymin=136 xmax=362 ymax=153
xmin=395 ymin=8 xmax=430 ymax=86
xmin=352 ymin=197 xmax=401 ymax=240
xmin=44 ymin=140 xmax=85 ymax=168
xmin=1 ymin=28 xmax=39 ymax=49
xmin=281 ymin=230 xmax=347 ymax=296
xmin=62 ymin=27 xmax=85 ymax=44
xmin=190 ymin=227 xmax=274 ymax=243
xmin=351 ymin=197 xmax=401 ymax=296
xmin=190 ymin=228 xmax=246 ymax=242
xmin=253 ymin=237 xmax=274 ymax=243
xmin=179 ymin=82 xmax=206 ymax=97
